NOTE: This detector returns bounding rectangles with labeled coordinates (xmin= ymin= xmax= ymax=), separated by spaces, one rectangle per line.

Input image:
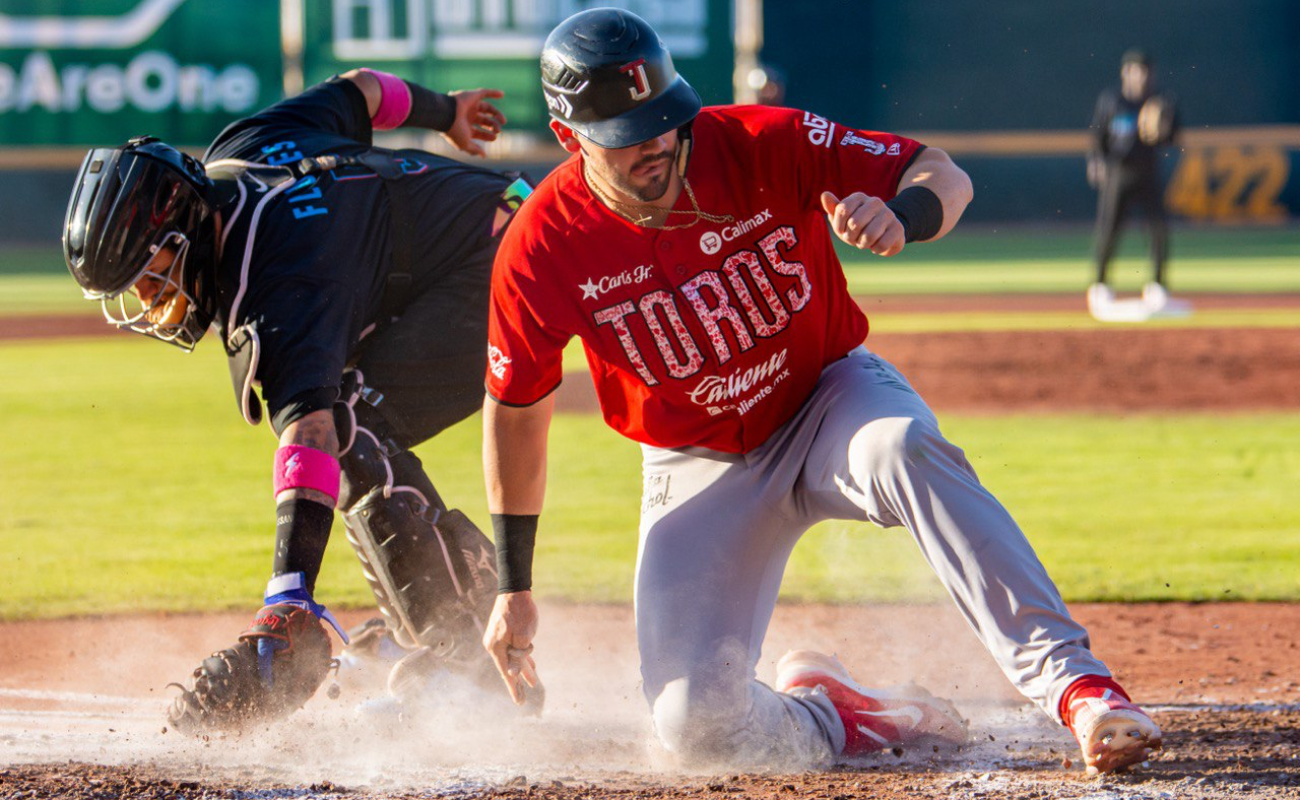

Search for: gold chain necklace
xmin=583 ymin=162 xmax=734 ymax=230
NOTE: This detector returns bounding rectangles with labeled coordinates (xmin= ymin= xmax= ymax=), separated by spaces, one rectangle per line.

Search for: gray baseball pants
xmin=635 ymin=347 xmax=1109 ymax=767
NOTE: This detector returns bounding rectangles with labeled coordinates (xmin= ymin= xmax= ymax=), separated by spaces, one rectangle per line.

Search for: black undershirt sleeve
xmin=271 ymin=386 xmax=340 ymax=436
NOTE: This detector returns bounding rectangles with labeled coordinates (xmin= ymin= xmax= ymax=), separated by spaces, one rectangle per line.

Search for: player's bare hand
xmin=820 ymin=191 xmax=905 ymax=257
xmin=1086 ymin=156 xmax=1106 ymax=188
xmin=482 ymin=590 xmax=540 ymax=704
xmin=446 ymin=88 xmax=507 ymax=157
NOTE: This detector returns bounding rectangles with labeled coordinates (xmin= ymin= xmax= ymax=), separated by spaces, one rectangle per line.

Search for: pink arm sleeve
xmin=360 ymin=68 xmax=412 ymax=130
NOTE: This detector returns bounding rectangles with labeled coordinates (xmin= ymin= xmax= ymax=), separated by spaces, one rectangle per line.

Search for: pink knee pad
xmin=360 ymin=68 xmax=412 ymax=130
xmin=274 ymin=445 xmax=341 ymax=502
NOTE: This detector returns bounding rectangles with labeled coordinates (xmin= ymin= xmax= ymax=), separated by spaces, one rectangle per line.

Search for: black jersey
xmin=201 ymin=78 xmax=510 ymax=429
xmin=1090 ymin=88 xmax=1179 ymax=173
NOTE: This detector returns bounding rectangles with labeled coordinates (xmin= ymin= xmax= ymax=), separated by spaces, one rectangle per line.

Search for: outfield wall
xmin=2 ymin=1 xmax=1299 ymax=243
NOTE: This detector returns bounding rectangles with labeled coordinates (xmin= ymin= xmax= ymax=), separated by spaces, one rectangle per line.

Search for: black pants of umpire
xmin=1093 ymin=166 xmax=1169 ymax=286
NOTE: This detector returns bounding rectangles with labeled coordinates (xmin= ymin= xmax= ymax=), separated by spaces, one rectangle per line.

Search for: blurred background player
xmin=61 ymin=69 xmax=538 ymax=732
xmin=1087 ymin=48 xmax=1187 ymax=321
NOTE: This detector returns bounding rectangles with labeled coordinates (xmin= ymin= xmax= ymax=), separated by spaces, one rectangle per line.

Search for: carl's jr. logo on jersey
xmin=580 ymin=264 xmax=654 ymax=300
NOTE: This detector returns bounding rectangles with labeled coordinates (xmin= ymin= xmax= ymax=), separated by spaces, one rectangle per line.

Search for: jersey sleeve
xmin=205 ymin=78 xmax=372 ymax=162
xmin=768 ymin=107 xmax=924 ymax=211
xmin=245 ymin=278 xmax=358 ymax=430
xmin=485 ymin=233 xmax=572 ymax=406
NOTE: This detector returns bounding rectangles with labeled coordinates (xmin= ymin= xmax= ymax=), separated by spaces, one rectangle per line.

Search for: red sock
xmin=1059 ymin=675 xmax=1131 ymax=729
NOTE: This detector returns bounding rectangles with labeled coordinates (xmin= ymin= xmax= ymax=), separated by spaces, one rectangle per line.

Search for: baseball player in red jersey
xmin=481 ymin=9 xmax=1163 ymax=774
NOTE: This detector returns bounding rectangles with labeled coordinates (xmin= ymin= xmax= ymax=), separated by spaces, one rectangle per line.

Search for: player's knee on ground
xmin=650 ymin=676 xmax=757 ymax=762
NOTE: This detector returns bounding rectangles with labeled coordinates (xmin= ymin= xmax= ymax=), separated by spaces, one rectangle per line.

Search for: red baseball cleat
xmin=1063 ymin=679 xmax=1163 ymax=775
xmin=775 ymin=650 xmax=968 ymax=756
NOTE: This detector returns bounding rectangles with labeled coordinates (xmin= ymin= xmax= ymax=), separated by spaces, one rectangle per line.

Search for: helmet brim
xmin=572 ymin=77 xmax=701 ymax=150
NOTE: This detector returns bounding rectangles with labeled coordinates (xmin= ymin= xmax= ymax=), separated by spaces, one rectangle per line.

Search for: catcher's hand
xmin=445 ymin=88 xmax=507 ymax=157
xmin=167 ymin=604 xmax=333 ymax=735
xmin=482 ymin=590 xmax=540 ymax=704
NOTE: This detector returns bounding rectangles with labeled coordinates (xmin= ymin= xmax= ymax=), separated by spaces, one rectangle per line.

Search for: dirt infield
xmin=1 ymin=603 xmax=1297 ymax=799
xmin=9 ymin=294 xmax=1300 ymax=414
xmin=555 ymin=325 xmax=1300 ymax=414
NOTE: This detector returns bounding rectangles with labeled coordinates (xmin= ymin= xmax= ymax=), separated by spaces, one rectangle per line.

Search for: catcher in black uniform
xmin=61 ymin=69 xmax=538 ymax=732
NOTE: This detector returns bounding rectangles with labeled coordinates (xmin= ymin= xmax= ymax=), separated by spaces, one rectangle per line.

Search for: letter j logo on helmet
xmin=700 ymin=231 xmax=722 ymax=255
xmin=620 ymin=58 xmax=651 ymax=101
xmin=540 ymin=8 xmax=701 ymax=149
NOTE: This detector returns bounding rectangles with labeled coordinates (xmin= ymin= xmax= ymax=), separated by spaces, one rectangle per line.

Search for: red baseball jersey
xmin=487 ymin=105 xmax=923 ymax=453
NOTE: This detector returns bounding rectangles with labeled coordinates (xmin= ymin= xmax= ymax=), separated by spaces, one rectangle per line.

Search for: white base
xmin=1151 ymin=299 xmax=1194 ymax=318
xmin=1089 ymin=295 xmax=1194 ymax=323
xmin=1090 ymin=297 xmax=1153 ymax=322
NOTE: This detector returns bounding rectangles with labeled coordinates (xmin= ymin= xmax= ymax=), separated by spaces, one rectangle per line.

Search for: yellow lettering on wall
xmin=1166 ymin=145 xmax=1291 ymax=224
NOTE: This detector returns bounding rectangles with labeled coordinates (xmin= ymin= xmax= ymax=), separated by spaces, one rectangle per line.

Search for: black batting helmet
xmin=63 ymin=136 xmax=220 ymax=350
xmin=541 ymin=8 xmax=701 ymax=149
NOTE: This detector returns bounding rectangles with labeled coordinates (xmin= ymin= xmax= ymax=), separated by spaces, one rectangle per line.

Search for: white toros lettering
xmin=700 ymin=208 xmax=772 ymax=253
xmin=687 ymin=348 xmax=789 ymax=406
xmin=0 ymin=50 xmax=260 ymax=114
xmin=580 ymin=264 xmax=654 ymax=300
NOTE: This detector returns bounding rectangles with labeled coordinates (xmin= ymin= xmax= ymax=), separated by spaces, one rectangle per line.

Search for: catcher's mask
xmin=541 ymin=8 xmax=701 ymax=149
xmin=63 ymin=136 xmax=221 ymax=350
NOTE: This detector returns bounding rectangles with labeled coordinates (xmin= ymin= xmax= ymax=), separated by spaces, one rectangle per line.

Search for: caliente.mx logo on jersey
xmin=688 ymin=348 xmax=792 ymax=416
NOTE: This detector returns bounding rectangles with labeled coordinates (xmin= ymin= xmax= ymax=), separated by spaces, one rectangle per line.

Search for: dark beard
xmin=605 ymin=153 xmax=673 ymax=202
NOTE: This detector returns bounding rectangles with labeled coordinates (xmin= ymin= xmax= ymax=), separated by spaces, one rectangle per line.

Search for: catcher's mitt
xmin=167 ymin=604 xmax=333 ymax=735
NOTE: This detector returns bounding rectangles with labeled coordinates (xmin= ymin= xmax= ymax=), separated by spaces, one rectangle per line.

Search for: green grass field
xmin=1 ymin=334 xmax=1297 ymax=619
xmin=2 ymin=226 xmax=1296 ymax=619
xmin=6 ymin=227 xmax=1298 ymax=316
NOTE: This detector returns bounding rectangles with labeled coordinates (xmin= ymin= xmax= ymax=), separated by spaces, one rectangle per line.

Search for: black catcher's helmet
xmin=63 ymin=136 xmax=220 ymax=350
xmin=541 ymin=8 xmax=701 ymax=149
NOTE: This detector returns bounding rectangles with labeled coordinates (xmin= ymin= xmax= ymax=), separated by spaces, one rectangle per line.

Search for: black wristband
xmin=885 ymin=185 xmax=944 ymax=243
xmin=273 ymin=498 xmax=334 ymax=594
xmin=404 ymin=81 xmax=457 ymax=132
xmin=492 ymin=513 xmax=538 ymax=594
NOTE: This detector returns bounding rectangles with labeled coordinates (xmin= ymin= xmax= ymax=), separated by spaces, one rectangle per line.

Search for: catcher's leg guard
xmin=334 ymin=374 xmax=497 ymax=676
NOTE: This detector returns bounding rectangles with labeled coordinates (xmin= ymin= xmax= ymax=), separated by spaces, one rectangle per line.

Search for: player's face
xmin=1121 ymin=63 xmax=1150 ymax=99
xmin=130 ymin=245 xmax=190 ymax=327
xmin=581 ymin=129 xmax=679 ymax=204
